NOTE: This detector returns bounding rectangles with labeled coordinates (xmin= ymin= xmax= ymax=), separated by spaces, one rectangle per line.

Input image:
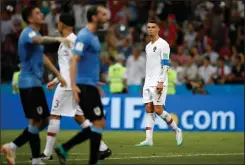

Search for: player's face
xmin=217 ymin=60 xmax=223 ymax=67
xmin=97 ymin=7 xmax=108 ymax=29
xmin=147 ymin=23 xmax=159 ymax=37
xmin=29 ymin=8 xmax=44 ymax=25
xmin=57 ymin=21 xmax=63 ymax=34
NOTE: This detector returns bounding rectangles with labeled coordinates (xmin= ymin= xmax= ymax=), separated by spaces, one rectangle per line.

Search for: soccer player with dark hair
xmin=1 ymin=6 xmax=68 ymax=165
xmin=135 ymin=19 xmax=183 ymax=147
xmin=41 ymin=12 xmax=111 ymax=161
xmin=54 ymin=5 xmax=109 ymax=165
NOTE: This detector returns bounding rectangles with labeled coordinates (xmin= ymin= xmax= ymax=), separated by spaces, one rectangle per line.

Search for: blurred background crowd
xmin=1 ymin=0 xmax=244 ymax=93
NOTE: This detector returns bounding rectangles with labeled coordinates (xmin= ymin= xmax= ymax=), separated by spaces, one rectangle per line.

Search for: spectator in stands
xmin=167 ymin=67 xmax=177 ymax=95
xmin=125 ymin=45 xmax=145 ymax=85
xmin=219 ymin=39 xmax=231 ymax=62
xmin=35 ymin=0 xmax=50 ymax=16
xmin=118 ymin=38 xmax=132 ymax=59
xmin=104 ymin=26 xmax=118 ymax=57
xmin=191 ymin=46 xmax=202 ymax=66
xmin=108 ymin=55 xmax=127 ymax=94
xmin=186 ymin=79 xmax=208 ymax=95
xmin=45 ymin=3 xmax=59 ymax=36
xmin=125 ymin=1 xmax=138 ymax=27
xmin=202 ymin=44 xmax=219 ymax=65
xmin=171 ymin=59 xmax=185 ymax=85
xmin=172 ymin=45 xmax=189 ymax=65
xmin=184 ymin=23 xmax=197 ymax=50
xmin=198 ymin=56 xmax=216 ymax=84
xmin=1 ymin=5 xmax=15 ymax=43
xmin=12 ymin=63 xmax=20 ymax=94
xmin=183 ymin=55 xmax=198 ymax=81
xmin=72 ymin=0 xmax=90 ymax=32
xmin=210 ymin=57 xmax=231 ymax=84
xmin=100 ymin=54 xmax=114 ymax=83
xmin=228 ymin=55 xmax=244 ymax=84
xmin=11 ymin=4 xmax=25 ymax=31
xmin=167 ymin=14 xmax=177 ymax=48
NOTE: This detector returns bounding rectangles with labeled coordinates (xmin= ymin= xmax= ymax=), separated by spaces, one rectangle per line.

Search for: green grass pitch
xmin=1 ymin=131 xmax=244 ymax=164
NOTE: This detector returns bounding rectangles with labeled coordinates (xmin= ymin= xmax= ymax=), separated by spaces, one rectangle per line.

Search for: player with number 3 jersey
xmin=41 ymin=13 xmax=111 ymax=161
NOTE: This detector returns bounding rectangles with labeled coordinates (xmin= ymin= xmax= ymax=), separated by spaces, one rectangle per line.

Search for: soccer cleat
xmin=176 ymin=128 xmax=183 ymax=146
xmin=2 ymin=143 xmax=16 ymax=165
xmin=98 ymin=148 xmax=112 ymax=160
xmin=32 ymin=158 xmax=46 ymax=165
xmin=54 ymin=144 xmax=68 ymax=165
xmin=40 ymin=153 xmax=53 ymax=160
xmin=135 ymin=140 xmax=153 ymax=147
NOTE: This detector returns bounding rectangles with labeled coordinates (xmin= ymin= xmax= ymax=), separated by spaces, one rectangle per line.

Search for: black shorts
xmin=77 ymin=84 xmax=104 ymax=122
xmin=19 ymin=87 xmax=50 ymax=120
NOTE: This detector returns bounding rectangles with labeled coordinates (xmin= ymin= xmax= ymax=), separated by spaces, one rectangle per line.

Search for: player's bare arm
xmin=70 ymin=55 xmax=81 ymax=103
xmin=32 ymin=36 xmax=71 ymax=47
xmin=43 ymin=55 xmax=67 ymax=87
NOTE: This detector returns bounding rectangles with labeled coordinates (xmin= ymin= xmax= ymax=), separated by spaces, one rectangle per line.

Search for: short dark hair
xmin=204 ymin=56 xmax=210 ymax=61
xmin=217 ymin=56 xmax=224 ymax=62
xmin=87 ymin=6 xmax=98 ymax=23
xmin=235 ymin=55 xmax=242 ymax=61
xmin=59 ymin=13 xmax=75 ymax=27
xmin=21 ymin=6 xmax=36 ymax=24
xmin=147 ymin=19 xmax=159 ymax=26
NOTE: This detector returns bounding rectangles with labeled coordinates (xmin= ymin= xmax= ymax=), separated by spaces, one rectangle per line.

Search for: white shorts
xmin=143 ymin=86 xmax=167 ymax=105
xmin=51 ymin=86 xmax=83 ymax=117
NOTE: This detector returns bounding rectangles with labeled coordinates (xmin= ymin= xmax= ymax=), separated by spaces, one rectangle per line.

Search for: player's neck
xmin=62 ymin=29 xmax=73 ymax=37
xmin=150 ymin=35 xmax=159 ymax=44
xmin=29 ymin=24 xmax=41 ymax=31
xmin=86 ymin=23 xmax=97 ymax=34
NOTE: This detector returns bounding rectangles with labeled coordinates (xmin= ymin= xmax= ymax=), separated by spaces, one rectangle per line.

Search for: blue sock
xmin=28 ymin=125 xmax=40 ymax=158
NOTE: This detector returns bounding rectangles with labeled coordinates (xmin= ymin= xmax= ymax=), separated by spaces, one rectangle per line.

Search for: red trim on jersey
xmin=47 ymin=132 xmax=56 ymax=137
xmin=146 ymin=127 xmax=152 ymax=130
xmin=167 ymin=119 xmax=173 ymax=125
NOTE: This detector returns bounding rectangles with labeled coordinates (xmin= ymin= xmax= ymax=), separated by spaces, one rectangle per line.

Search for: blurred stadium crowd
xmin=1 ymin=0 xmax=244 ymax=86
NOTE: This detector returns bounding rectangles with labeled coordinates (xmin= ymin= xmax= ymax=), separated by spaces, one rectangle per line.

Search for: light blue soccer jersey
xmin=18 ymin=26 xmax=44 ymax=88
xmin=73 ymin=28 xmax=101 ymax=86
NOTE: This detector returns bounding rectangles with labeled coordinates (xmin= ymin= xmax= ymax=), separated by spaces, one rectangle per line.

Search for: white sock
xmin=159 ymin=111 xmax=178 ymax=131
xmin=99 ymin=140 xmax=108 ymax=151
xmin=80 ymin=119 xmax=91 ymax=129
xmin=43 ymin=119 xmax=60 ymax=156
xmin=9 ymin=142 xmax=17 ymax=151
xmin=146 ymin=113 xmax=155 ymax=141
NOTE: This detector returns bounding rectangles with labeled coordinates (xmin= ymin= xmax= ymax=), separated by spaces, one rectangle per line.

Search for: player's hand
xmin=46 ymin=81 xmax=57 ymax=90
xmin=156 ymin=82 xmax=164 ymax=94
xmin=97 ymin=81 xmax=106 ymax=86
xmin=57 ymin=75 xmax=67 ymax=88
xmin=57 ymin=37 xmax=70 ymax=48
xmin=97 ymin=86 xmax=105 ymax=97
xmin=72 ymin=85 xmax=81 ymax=103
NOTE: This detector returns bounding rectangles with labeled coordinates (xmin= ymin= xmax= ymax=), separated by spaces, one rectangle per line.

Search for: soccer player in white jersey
xmin=41 ymin=13 xmax=111 ymax=160
xmin=136 ymin=19 xmax=183 ymax=147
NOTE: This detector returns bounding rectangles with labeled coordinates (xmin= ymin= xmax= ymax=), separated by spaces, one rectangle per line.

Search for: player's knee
xmin=154 ymin=105 xmax=163 ymax=116
xmin=74 ymin=115 xmax=85 ymax=125
xmin=50 ymin=115 xmax=61 ymax=120
xmin=92 ymin=118 xmax=105 ymax=129
xmin=145 ymin=103 xmax=154 ymax=113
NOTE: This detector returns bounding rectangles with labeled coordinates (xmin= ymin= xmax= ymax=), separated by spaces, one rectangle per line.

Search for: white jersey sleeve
xmin=158 ymin=39 xmax=170 ymax=83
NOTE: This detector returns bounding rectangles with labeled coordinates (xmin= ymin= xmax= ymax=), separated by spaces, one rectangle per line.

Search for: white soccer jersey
xmin=144 ymin=37 xmax=170 ymax=87
xmin=57 ymin=33 xmax=76 ymax=90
